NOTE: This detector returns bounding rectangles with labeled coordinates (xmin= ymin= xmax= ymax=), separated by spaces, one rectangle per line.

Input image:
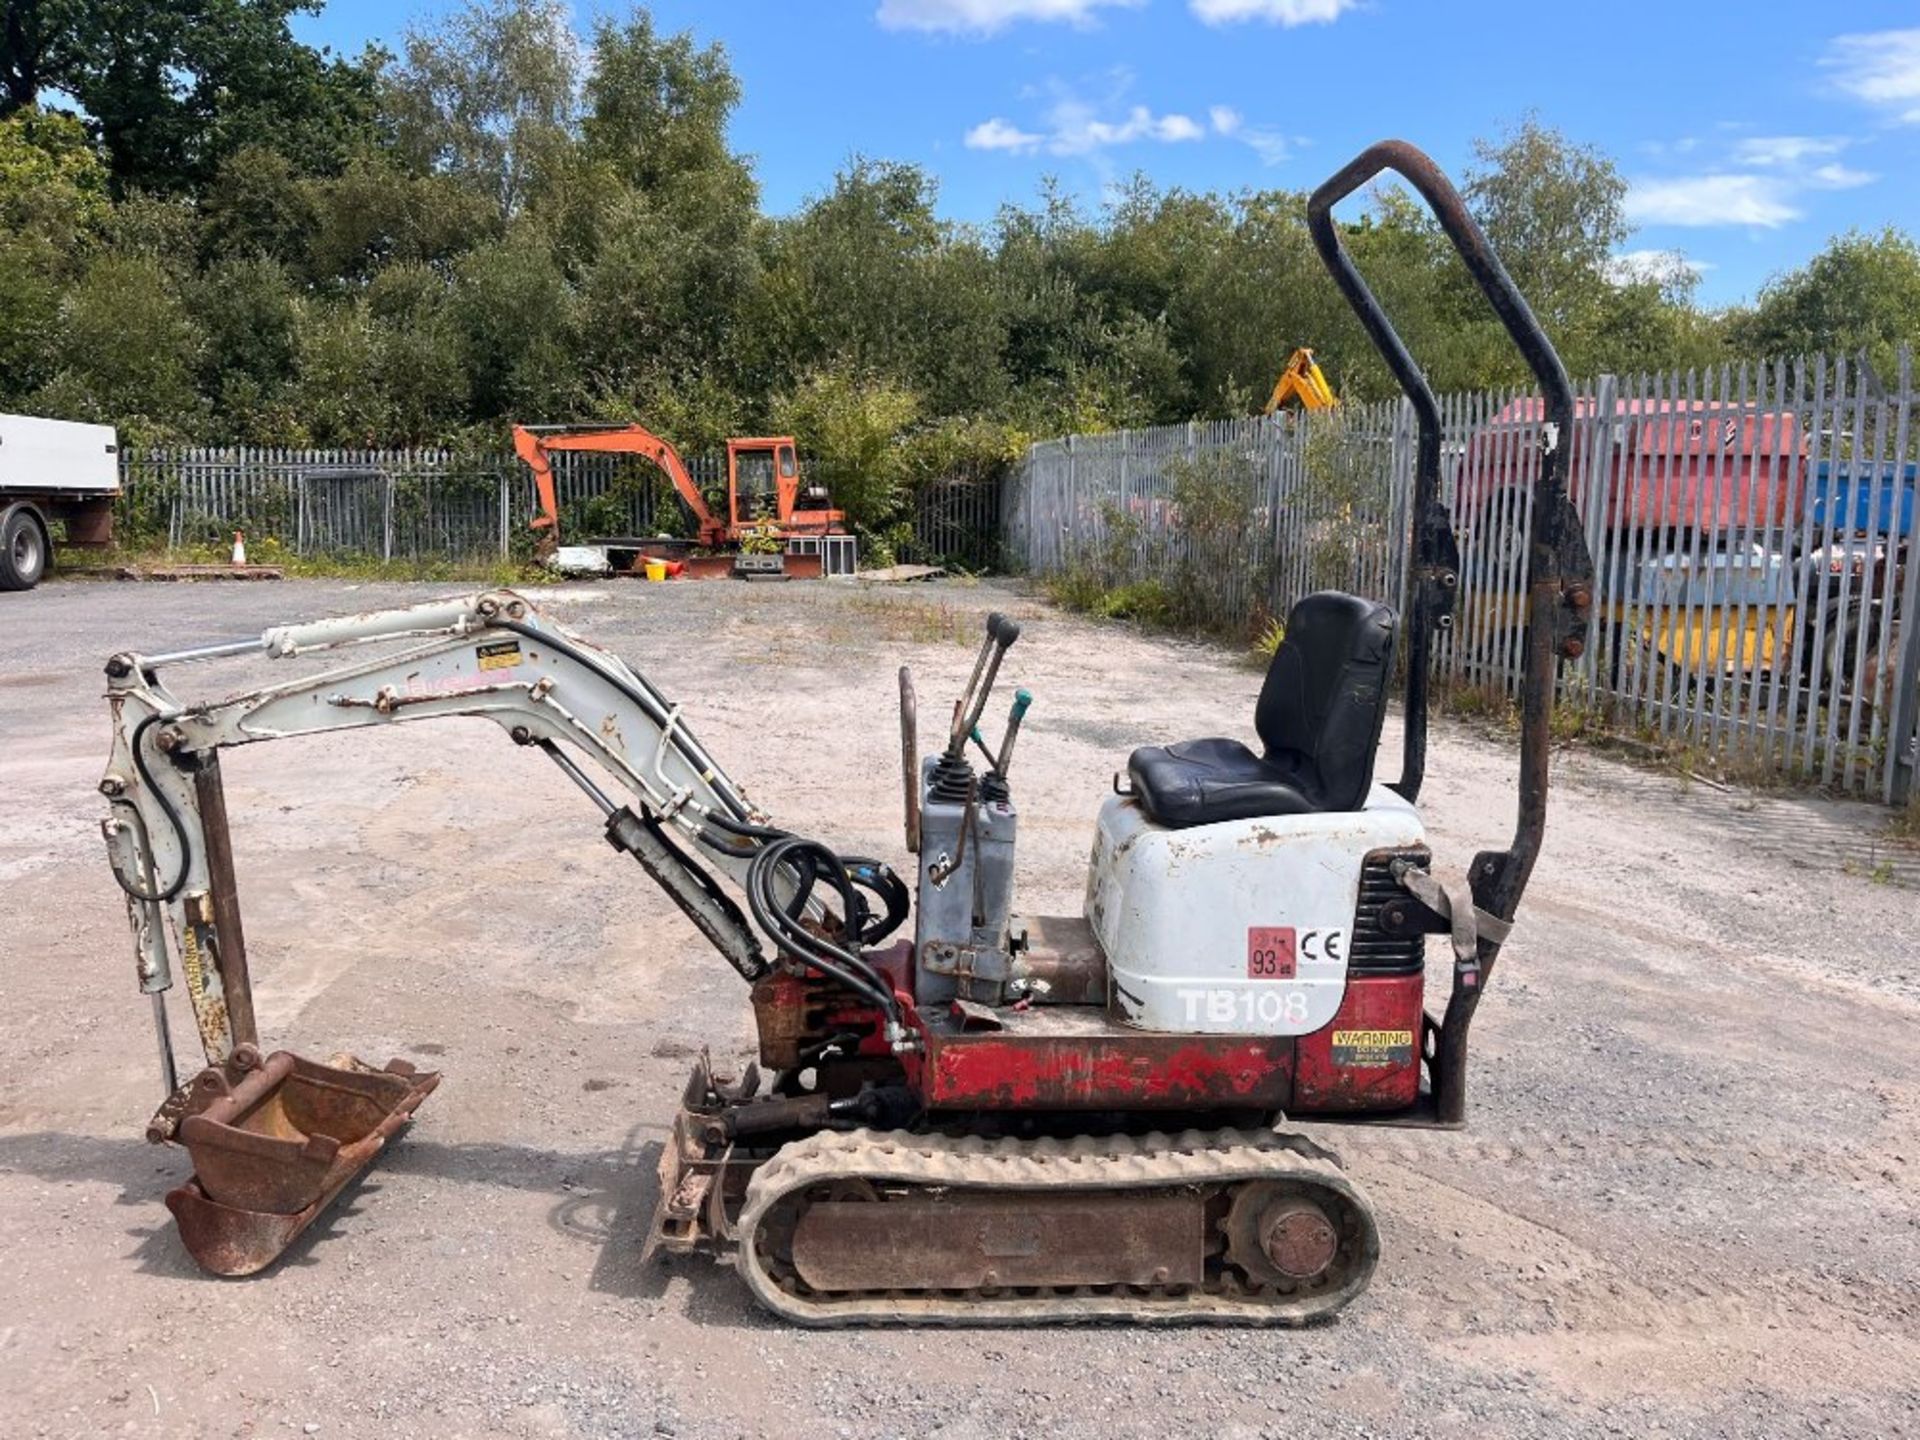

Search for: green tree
xmin=368 ymin=262 xmax=471 ymax=442
xmin=302 ymin=152 xmax=500 ymax=283
xmin=451 ymin=224 xmax=579 ymax=419
xmin=290 ymin=297 xmax=389 ymax=444
xmin=32 ymin=252 xmax=203 ymax=432
xmin=5 ymin=1 xmax=377 ymax=192
xmin=583 ymin=11 xmax=748 ymax=203
xmin=772 ymin=364 xmax=920 ymax=531
xmin=384 ymin=0 xmax=580 ymax=219
xmin=1465 ymin=116 xmax=1629 ymax=331
xmin=189 ymin=254 xmax=300 ymax=439
xmin=0 ymin=104 xmax=107 ymax=243
xmin=200 ymin=145 xmax=318 ymax=263
xmin=1728 ymin=229 xmax=1920 ymax=380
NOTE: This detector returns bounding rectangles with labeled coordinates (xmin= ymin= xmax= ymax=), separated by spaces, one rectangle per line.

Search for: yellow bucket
xmin=643 ymin=558 xmax=667 ymax=582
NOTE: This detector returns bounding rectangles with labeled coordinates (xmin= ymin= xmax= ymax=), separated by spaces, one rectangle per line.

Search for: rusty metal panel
xmin=920 ymin=1011 xmax=1291 ymax=1111
xmin=1011 ymin=914 xmax=1108 ymax=1005
xmin=791 ymin=1194 xmax=1203 ymax=1292
xmin=190 ymin=757 xmax=257 ymax=1051
xmin=164 ymin=1046 xmax=437 ymax=1275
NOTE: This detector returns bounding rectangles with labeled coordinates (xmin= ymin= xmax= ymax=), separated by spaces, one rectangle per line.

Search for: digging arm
xmin=100 ymin=590 xmax=787 ymax=1086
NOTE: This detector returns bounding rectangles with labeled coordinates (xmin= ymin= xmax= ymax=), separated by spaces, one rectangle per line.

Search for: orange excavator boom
xmin=513 ymin=423 xmax=729 ymax=549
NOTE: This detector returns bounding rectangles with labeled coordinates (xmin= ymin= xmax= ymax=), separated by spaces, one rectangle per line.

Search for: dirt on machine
xmin=94 ymin=141 xmax=1596 ymax=1325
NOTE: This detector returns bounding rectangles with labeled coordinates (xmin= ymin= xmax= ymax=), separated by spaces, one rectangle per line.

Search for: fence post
xmin=1886 ymin=346 xmax=1920 ymax=805
xmin=1580 ymin=373 xmax=1618 ymax=701
xmin=498 ymin=466 xmax=510 ymax=558
xmin=383 ymin=467 xmax=394 ymax=564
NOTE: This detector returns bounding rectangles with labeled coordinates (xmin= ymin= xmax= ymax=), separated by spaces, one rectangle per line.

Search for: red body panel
xmin=918 ymin=1024 xmax=1293 ymax=1111
xmin=1290 ymin=973 xmax=1424 ymax=1113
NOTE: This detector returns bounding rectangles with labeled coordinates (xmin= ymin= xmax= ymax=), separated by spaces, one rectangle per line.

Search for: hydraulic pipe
xmin=541 ymin=739 xmax=617 ymax=816
xmin=142 ymin=638 xmax=263 ymax=667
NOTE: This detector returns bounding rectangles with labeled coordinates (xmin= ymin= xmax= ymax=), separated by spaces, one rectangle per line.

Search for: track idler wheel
xmin=1223 ymin=1182 xmax=1345 ymax=1287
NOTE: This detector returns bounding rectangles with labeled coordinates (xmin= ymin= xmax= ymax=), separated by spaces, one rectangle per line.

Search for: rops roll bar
xmin=1308 ymin=140 xmax=1595 ymax=1124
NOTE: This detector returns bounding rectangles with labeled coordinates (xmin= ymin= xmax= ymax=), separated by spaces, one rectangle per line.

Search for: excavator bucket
xmin=160 ymin=1047 xmax=439 ymax=1276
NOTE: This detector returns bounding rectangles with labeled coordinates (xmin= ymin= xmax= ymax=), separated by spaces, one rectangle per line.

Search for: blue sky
xmin=293 ymin=0 xmax=1920 ymax=308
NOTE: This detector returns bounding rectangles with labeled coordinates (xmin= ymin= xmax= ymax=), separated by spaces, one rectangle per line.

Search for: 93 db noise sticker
xmin=1331 ymin=1029 xmax=1414 ymax=1068
xmin=1246 ymin=926 xmax=1296 ymax=979
xmin=475 ymin=640 xmax=523 ymax=672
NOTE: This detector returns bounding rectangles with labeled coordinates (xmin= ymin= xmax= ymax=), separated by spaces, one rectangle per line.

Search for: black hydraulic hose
xmin=109 ymin=714 xmax=192 ymax=904
xmin=746 ymin=837 xmax=900 ymax=1021
xmin=704 ymin=810 xmax=789 ymax=842
xmin=842 ymin=857 xmax=909 ymax=944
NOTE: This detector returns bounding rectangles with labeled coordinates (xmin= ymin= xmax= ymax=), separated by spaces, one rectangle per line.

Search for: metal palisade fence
xmin=120 ymin=447 xmax=714 ymax=559
xmin=120 ymin=448 xmax=1004 ymax=571
xmin=1004 ymin=348 xmax=1920 ymax=805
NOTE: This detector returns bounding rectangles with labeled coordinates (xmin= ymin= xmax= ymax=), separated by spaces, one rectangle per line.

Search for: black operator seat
xmin=1126 ymin=591 xmax=1398 ymax=829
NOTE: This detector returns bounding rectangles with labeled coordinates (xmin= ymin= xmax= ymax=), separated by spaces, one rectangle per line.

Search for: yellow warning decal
xmin=476 ymin=640 xmax=523 ymax=672
xmin=1330 ymin=1028 xmax=1414 ymax=1067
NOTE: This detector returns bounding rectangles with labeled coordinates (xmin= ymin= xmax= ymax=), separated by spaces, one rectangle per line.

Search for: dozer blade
xmin=158 ymin=1046 xmax=439 ymax=1276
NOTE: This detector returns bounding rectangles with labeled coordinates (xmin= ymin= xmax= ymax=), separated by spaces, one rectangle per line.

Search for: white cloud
xmin=1806 ymin=162 xmax=1877 ymax=189
xmin=964 ymin=118 xmax=1045 ymax=153
xmin=1608 ymin=249 xmax=1714 ymax=286
xmin=1731 ymin=135 xmax=1844 ymax=166
xmin=1044 ymin=101 xmax=1206 ymax=154
xmin=877 ymin=0 xmax=1140 ymax=35
xmin=1190 ymin=0 xmax=1357 ymax=24
xmin=1624 ymin=174 xmax=1800 ymax=228
xmin=1821 ymin=27 xmax=1920 ymax=122
xmin=966 ymin=91 xmax=1293 ymax=164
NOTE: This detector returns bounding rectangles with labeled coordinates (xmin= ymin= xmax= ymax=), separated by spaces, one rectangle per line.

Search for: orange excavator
xmin=514 ymin=424 xmax=849 ymax=575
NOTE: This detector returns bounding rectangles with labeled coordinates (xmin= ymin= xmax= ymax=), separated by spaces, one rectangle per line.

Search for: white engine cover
xmin=1085 ymin=786 xmax=1425 ymax=1036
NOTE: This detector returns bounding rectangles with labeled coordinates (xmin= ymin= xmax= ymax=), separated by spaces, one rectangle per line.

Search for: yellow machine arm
xmin=1262 ymin=348 xmax=1337 ymax=416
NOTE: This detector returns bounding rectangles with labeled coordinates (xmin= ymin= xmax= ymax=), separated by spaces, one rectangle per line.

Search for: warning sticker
xmin=476 ymin=640 xmax=523 ymax=672
xmin=1246 ymin=926 xmax=1297 ymax=980
xmin=1331 ymin=1029 xmax=1414 ymax=1067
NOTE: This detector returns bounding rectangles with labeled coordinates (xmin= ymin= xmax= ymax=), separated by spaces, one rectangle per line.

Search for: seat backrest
xmin=1253 ymin=591 xmax=1398 ymax=810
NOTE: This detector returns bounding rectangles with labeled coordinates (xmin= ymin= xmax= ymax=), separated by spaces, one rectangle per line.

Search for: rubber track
xmin=734 ymin=1127 xmax=1380 ymax=1327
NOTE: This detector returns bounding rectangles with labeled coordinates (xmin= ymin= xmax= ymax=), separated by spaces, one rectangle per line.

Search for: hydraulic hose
xmin=110 ymin=714 xmax=192 ymax=904
xmin=745 ymin=836 xmax=903 ymax=1024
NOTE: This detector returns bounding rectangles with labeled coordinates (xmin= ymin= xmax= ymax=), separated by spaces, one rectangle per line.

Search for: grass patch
xmin=830 ymin=592 xmax=981 ymax=647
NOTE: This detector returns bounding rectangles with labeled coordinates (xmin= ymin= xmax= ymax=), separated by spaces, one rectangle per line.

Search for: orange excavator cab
xmin=727 ymin=437 xmax=844 ymax=538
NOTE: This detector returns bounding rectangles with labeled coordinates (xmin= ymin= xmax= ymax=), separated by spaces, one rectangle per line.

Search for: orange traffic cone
xmin=232 ymin=531 xmax=247 ymax=566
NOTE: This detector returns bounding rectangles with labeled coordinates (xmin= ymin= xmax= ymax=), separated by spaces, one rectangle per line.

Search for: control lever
xmin=994 ymin=689 xmax=1032 ymax=776
xmin=946 ymin=614 xmax=1020 ymax=761
xmin=899 ymin=667 xmax=920 ymax=854
xmin=946 ymin=614 xmax=1004 ymax=753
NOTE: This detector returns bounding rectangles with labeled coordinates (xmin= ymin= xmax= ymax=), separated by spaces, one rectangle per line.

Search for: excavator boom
xmin=1262 ymin=347 xmax=1337 ymax=416
xmin=515 ymin=424 xmax=729 ymax=548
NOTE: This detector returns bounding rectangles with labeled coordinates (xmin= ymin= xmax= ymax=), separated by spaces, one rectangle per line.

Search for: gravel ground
xmin=2 ymin=574 xmax=1917 ymax=1440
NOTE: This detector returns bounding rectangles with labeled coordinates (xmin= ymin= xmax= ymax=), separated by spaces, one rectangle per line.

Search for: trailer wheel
xmin=0 ymin=507 xmax=48 ymax=591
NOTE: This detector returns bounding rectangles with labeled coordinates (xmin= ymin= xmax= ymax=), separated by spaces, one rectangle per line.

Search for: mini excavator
xmin=97 ymin=142 xmax=1594 ymax=1324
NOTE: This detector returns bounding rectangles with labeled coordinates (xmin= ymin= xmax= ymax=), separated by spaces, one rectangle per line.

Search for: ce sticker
xmin=1299 ymin=929 xmax=1346 ymax=961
